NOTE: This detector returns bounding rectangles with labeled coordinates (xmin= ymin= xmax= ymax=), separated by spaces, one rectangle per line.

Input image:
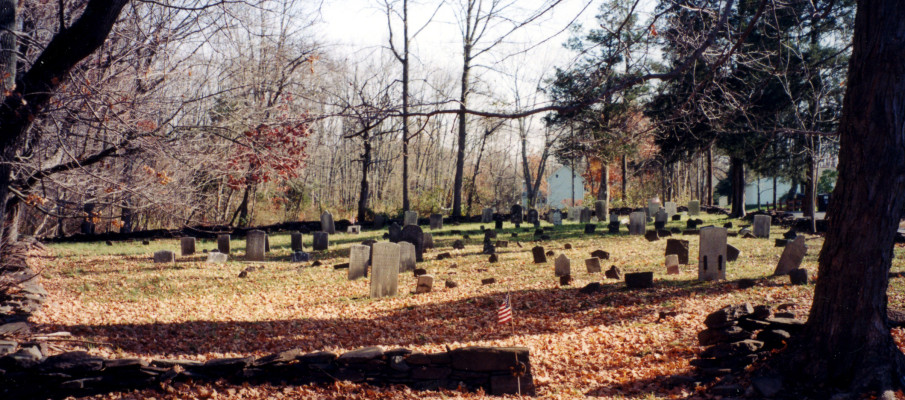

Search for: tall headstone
xmin=349 ymin=244 xmax=370 ymax=280
xmin=180 ymin=237 xmax=196 ymax=256
xmin=753 ymin=215 xmax=772 ymax=238
xmin=404 ymin=211 xmax=419 ymax=226
xmin=312 ymin=231 xmax=329 ymax=251
xmin=552 ymin=210 xmax=563 ymax=226
xmin=510 ymin=204 xmax=523 ymax=224
xmin=527 ymin=209 xmax=539 ymax=224
xmin=153 ymin=250 xmax=175 ymax=263
xmin=554 ymin=254 xmax=571 ymax=277
xmin=388 ymin=222 xmax=402 ymax=243
xmin=401 ymin=225 xmax=424 ymax=262
xmin=688 ymin=200 xmax=701 ymax=216
xmin=665 ymin=239 xmax=690 ymax=264
xmin=579 ymin=208 xmax=591 ymax=224
xmin=629 ymin=211 xmax=646 ymax=235
xmin=290 ymin=232 xmax=303 ymax=251
xmin=698 ymin=226 xmax=728 ymax=281
xmin=595 ymin=200 xmax=608 ymax=220
xmin=664 ymin=202 xmax=678 ymax=218
xmin=774 ymin=236 xmax=807 ymax=276
xmin=429 ymin=214 xmax=443 ymax=230
xmin=320 ymin=211 xmax=335 ymax=234
xmin=399 ymin=242 xmax=417 ymax=272
xmin=246 ymin=230 xmax=266 ymax=261
xmin=481 ymin=208 xmax=494 ymax=223
xmin=370 ymin=242 xmax=400 ymax=298
xmin=217 ymin=234 xmax=231 ymax=254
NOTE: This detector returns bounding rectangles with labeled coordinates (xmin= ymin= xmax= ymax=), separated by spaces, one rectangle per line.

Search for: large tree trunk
xmin=803 ymin=137 xmax=819 ymax=233
xmin=400 ymin=0 xmax=411 ymax=212
xmin=452 ymin=24 xmax=473 ymax=219
xmin=729 ymin=156 xmax=746 ymax=218
xmin=357 ymin=138 xmax=371 ymax=223
xmin=597 ymin=162 xmax=609 ymax=207
xmin=706 ymin=144 xmax=714 ymax=206
xmin=621 ymin=155 xmax=628 ymax=203
xmin=792 ymin=1 xmax=905 ymax=397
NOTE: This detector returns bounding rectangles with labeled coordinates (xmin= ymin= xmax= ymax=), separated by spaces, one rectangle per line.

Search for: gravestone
xmin=654 ymin=208 xmax=668 ymax=230
xmin=605 ymin=265 xmax=623 ymax=280
xmin=644 ymin=230 xmax=660 ymax=242
xmin=698 ymin=226 xmax=728 ymax=281
xmin=527 ymin=209 xmax=539 ymax=224
xmin=510 ymin=204 xmax=523 ymax=224
xmin=370 ymin=242 xmax=400 ymax=298
xmin=291 ymin=251 xmax=310 ymax=262
xmin=401 ymin=225 xmax=424 ymax=262
xmin=312 ymin=231 xmax=329 ymax=251
xmin=554 ymin=254 xmax=571 ymax=277
xmin=727 ymin=244 xmax=740 ymax=262
xmin=265 ymin=234 xmax=270 ymax=252
xmin=422 ymin=232 xmax=435 ymax=249
xmin=246 ymin=230 xmax=266 ymax=261
xmin=753 ymin=215 xmax=771 ymax=238
xmin=578 ymin=208 xmax=590 ymax=224
xmin=552 ymin=210 xmax=562 ymax=226
xmin=591 ymin=250 xmax=610 ymax=260
xmin=494 ymin=219 xmax=503 ymax=230
xmin=482 ymin=230 xmax=496 ymax=255
xmin=290 ymin=232 xmax=303 ymax=252
xmin=481 ymin=208 xmax=494 ymax=223
xmin=665 ymin=239 xmax=690 ymax=264
xmin=320 ymin=211 xmax=336 ymax=234
xmin=595 ymin=200 xmax=608 ymax=220
xmin=629 ymin=211 xmax=646 ymax=235
xmin=569 ymin=207 xmax=580 ymax=221
xmin=648 ymin=198 xmax=661 ymax=216
xmin=153 ymin=250 xmax=175 ymax=263
xmin=429 ymin=214 xmax=443 ymax=230
xmin=532 ymin=246 xmax=547 ymax=263
xmin=585 ymin=257 xmax=602 ymax=273
xmin=388 ymin=222 xmax=402 ymax=243
xmin=665 ymin=202 xmax=678 ymax=218
xmin=399 ymin=242 xmax=417 ymax=273
xmin=608 ymin=221 xmax=620 ymax=234
xmin=181 ymin=237 xmax=196 ymax=256
xmin=625 ymin=272 xmax=654 ymax=289
xmin=217 ymin=234 xmax=231 ymax=254
xmin=666 ymin=255 xmax=680 ymax=275
xmin=404 ymin=211 xmax=419 ymax=226
xmin=347 ymin=225 xmax=361 ymax=234
xmin=774 ymin=236 xmax=807 ymax=276
xmin=610 ymin=213 xmax=619 ymax=224
xmin=688 ymin=200 xmax=701 ymax=216
xmin=206 ymin=252 xmax=227 ymax=264
xmin=416 ymin=275 xmax=434 ymax=294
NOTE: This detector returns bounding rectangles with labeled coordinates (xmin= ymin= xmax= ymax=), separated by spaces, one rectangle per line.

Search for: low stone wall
xmin=0 ymin=345 xmax=536 ymax=399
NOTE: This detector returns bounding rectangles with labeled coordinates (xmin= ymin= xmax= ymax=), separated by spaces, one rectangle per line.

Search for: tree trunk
xmin=804 ymin=137 xmax=819 ymax=233
xmin=729 ymin=156 xmax=746 ymax=218
xmin=622 ymin=155 xmax=628 ymax=203
xmin=357 ymin=137 xmax=371 ymax=223
xmin=597 ymin=162 xmax=609 ymax=207
xmin=452 ymin=14 xmax=473 ymax=219
xmin=706 ymin=144 xmax=714 ymax=206
xmin=400 ymin=0 xmax=411 ymax=211
xmin=793 ymin=1 xmax=905 ymax=396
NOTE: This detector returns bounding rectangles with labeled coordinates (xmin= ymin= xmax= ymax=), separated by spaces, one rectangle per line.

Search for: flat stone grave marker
xmin=481 ymin=208 xmax=494 ymax=223
xmin=312 ymin=231 xmax=329 ymax=251
xmin=401 ymin=225 xmax=424 ymax=262
xmin=206 ymin=252 xmax=227 ymax=264
xmin=399 ymin=242 xmax=416 ymax=272
xmin=347 ymin=225 xmax=361 ymax=234
xmin=595 ymin=200 xmax=608 ymax=220
xmin=181 ymin=237 xmax=196 ymax=256
xmin=510 ymin=204 xmax=523 ymax=224
xmin=554 ymin=254 xmax=571 ymax=277
xmin=532 ymin=246 xmax=547 ymax=263
xmin=320 ymin=211 xmax=336 ymax=234
xmin=665 ymin=202 xmax=678 ymax=218
xmin=698 ymin=226 xmax=728 ymax=281
xmin=429 ymin=214 xmax=443 ymax=230
xmin=688 ymin=200 xmax=701 ymax=216
xmin=217 ymin=234 xmax=231 ymax=254
xmin=753 ymin=215 xmax=771 ymax=238
xmin=422 ymin=232 xmax=435 ymax=249
xmin=404 ymin=210 xmax=419 ymax=226
xmin=774 ymin=236 xmax=807 ymax=275
xmin=579 ymin=208 xmax=591 ymax=224
xmin=246 ymin=230 xmax=266 ymax=261
xmin=370 ymin=242 xmax=400 ymax=298
xmin=416 ymin=275 xmax=434 ymax=294
xmin=585 ymin=257 xmax=602 ymax=273
xmin=388 ymin=222 xmax=402 ymax=242
xmin=665 ymin=239 xmax=690 ymax=264
xmin=629 ymin=211 xmax=646 ymax=235
xmin=290 ymin=232 xmax=303 ymax=252
xmin=552 ymin=210 xmax=562 ymax=226
xmin=666 ymin=255 xmax=680 ymax=275
xmin=154 ymin=250 xmax=175 ymax=263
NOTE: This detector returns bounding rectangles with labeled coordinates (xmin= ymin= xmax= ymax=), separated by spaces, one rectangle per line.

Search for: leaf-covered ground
xmin=28 ymin=214 xmax=905 ymax=399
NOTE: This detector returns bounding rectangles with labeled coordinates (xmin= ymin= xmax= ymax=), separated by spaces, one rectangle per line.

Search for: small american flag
xmin=498 ymin=293 xmax=512 ymax=324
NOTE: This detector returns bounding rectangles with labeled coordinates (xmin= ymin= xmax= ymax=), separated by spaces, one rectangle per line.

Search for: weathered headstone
xmin=665 ymin=202 xmax=678 ymax=218
xmin=388 ymin=222 xmax=402 ymax=243
xmin=666 ymin=255 xmax=680 ymax=275
xmin=665 ymin=239 xmax=690 ymax=264
xmin=401 ymin=225 xmax=424 ymax=262
xmin=416 ymin=275 xmax=434 ymax=294
xmin=590 ymin=250 xmax=610 ymax=260
xmin=629 ymin=211 xmax=646 ymax=235
xmin=312 ymin=231 xmax=329 ymax=251
xmin=206 ymin=252 xmax=227 ymax=264
xmin=648 ymin=198 xmax=661 ymax=216
xmin=399 ymin=241 xmax=417 ymax=272
xmin=654 ymin=208 xmax=668 ymax=230
xmin=481 ymin=208 xmax=494 ymax=223
xmin=579 ymin=208 xmax=591 ymax=224
xmin=370 ymin=242 xmax=400 ymax=298
xmin=585 ymin=257 xmax=602 ymax=273
xmin=404 ymin=211 xmax=419 ymax=226
xmin=698 ymin=226 xmax=728 ymax=281
xmin=595 ymin=200 xmax=608 ymax=220
xmin=532 ymin=246 xmax=546 ymax=263
xmin=422 ymin=232 xmax=435 ymax=249
xmin=527 ymin=209 xmax=539 ymax=224
xmin=609 ymin=213 xmax=618 ymax=223
xmin=180 ymin=237 xmax=196 ymax=256
xmin=291 ymin=251 xmax=310 ymax=262
xmin=753 ymin=215 xmax=771 ymax=238
xmin=347 ymin=225 xmax=361 ymax=234
xmin=644 ymin=230 xmax=660 ymax=242
xmin=688 ymin=200 xmax=701 ymax=216
xmin=320 ymin=211 xmax=336 ymax=234
xmin=429 ymin=214 xmax=443 ymax=230
xmin=789 ymin=268 xmax=808 ymax=285
xmin=774 ymin=236 xmax=807 ymax=276
xmin=510 ymin=204 xmax=523 ymax=224
xmin=552 ymin=210 xmax=562 ymax=226
xmin=554 ymin=254 xmax=571 ymax=277
xmin=153 ymin=250 xmax=175 ymax=263
xmin=605 ymin=265 xmax=623 ymax=280
xmin=718 ymin=196 xmax=728 ymax=207
xmin=727 ymin=244 xmax=740 ymax=262
xmin=217 ymin=234 xmax=231 ymax=254
xmin=246 ymin=230 xmax=266 ymax=261
xmin=290 ymin=232 xmax=303 ymax=252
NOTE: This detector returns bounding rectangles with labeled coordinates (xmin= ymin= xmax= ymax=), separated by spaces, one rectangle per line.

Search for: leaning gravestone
xmin=688 ymin=200 xmax=701 ymax=216
xmin=349 ymin=244 xmax=370 ymax=280
xmin=181 ymin=237 xmax=196 ymax=256
xmin=585 ymin=257 xmax=602 ymax=273
xmin=580 ymin=208 xmax=591 ymax=224
xmin=388 ymin=222 xmax=402 ymax=243
xmin=753 ymin=215 xmax=771 ymax=238
xmin=370 ymin=242 xmax=400 ymax=298
xmin=312 ymin=231 xmax=329 ymax=251
xmin=532 ymin=246 xmax=547 ymax=263
xmin=481 ymin=208 xmax=494 ymax=223
xmin=401 ymin=225 xmax=424 ymax=262
xmin=399 ymin=242 xmax=417 ymax=272
xmin=554 ymin=254 xmax=571 ymax=277
xmin=429 ymin=214 xmax=443 ymax=230
xmin=527 ymin=209 xmax=539 ymax=224
xmin=510 ymin=204 xmax=523 ymax=224
xmin=320 ymin=211 xmax=336 ymax=234
xmin=629 ymin=211 xmax=646 ymax=235
xmin=665 ymin=202 xmax=678 ymax=218
xmin=665 ymin=239 xmax=690 ymax=264
xmin=422 ymin=232 xmax=435 ymax=249
xmin=774 ymin=236 xmax=807 ymax=276
xmin=654 ymin=208 xmax=668 ymax=230
xmin=595 ymin=200 xmax=608 ymax=220
xmin=291 ymin=232 xmax=303 ymax=252
xmin=404 ymin=210 xmax=419 ymax=226
xmin=552 ymin=210 xmax=562 ymax=226
xmin=153 ymin=250 xmax=175 ymax=263
xmin=217 ymin=234 xmax=231 ymax=254
xmin=698 ymin=226 xmax=728 ymax=281
xmin=246 ymin=230 xmax=266 ymax=261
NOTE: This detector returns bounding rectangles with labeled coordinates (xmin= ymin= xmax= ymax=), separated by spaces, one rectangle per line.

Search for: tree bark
xmin=452 ymin=5 xmax=473 ymax=220
xmin=357 ymin=137 xmax=371 ymax=223
xmin=597 ymin=162 xmax=609 ymax=207
xmin=706 ymin=144 xmax=714 ymax=206
xmin=803 ymin=137 xmax=819 ymax=233
xmin=621 ymin=155 xmax=628 ymax=203
xmin=792 ymin=0 xmax=905 ymax=396
xmin=729 ymin=156 xmax=746 ymax=218
xmin=400 ymin=0 xmax=411 ymax=212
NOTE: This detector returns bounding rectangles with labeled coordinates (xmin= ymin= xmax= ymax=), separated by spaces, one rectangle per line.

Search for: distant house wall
xmin=745 ymin=177 xmax=792 ymax=206
xmin=546 ymin=166 xmax=585 ymax=208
